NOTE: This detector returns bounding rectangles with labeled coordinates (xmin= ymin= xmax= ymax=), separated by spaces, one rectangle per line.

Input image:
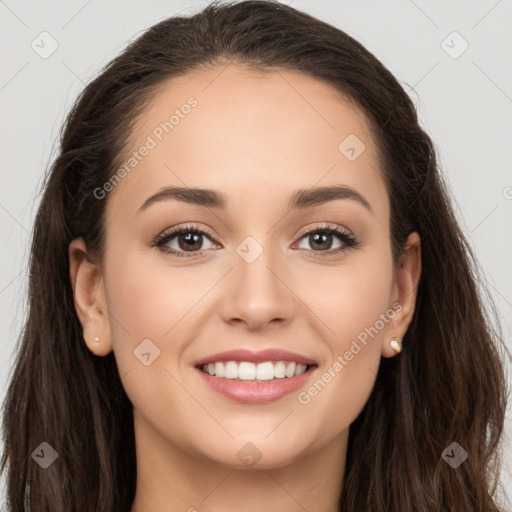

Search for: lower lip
xmin=195 ymin=365 xmax=317 ymax=404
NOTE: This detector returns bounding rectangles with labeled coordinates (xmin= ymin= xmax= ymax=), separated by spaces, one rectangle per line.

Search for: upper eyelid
xmin=295 ymin=222 xmax=352 ymax=238
xmin=157 ymin=224 xmax=218 ymax=243
xmin=156 ymin=222 xmax=353 ymax=246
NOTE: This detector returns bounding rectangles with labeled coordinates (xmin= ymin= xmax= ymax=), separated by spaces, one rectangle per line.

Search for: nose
xmin=220 ymin=244 xmax=296 ymax=331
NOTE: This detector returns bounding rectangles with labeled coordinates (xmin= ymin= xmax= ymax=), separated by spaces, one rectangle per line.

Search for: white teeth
xmin=224 ymin=361 xmax=239 ymax=379
xmin=296 ymin=363 xmax=307 ymax=375
xmin=200 ymin=360 xmax=310 ymax=380
xmin=274 ymin=361 xmax=286 ymax=378
xmin=285 ymin=362 xmax=296 ymax=378
xmin=256 ymin=361 xmax=274 ymax=380
xmin=238 ymin=362 xmax=256 ymax=380
xmin=214 ymin=362 xmax=225 ymax=378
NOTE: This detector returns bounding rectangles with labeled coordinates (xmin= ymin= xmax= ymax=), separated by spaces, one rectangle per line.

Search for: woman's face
xmin=71 ymin=64 xmax=420 ymax=470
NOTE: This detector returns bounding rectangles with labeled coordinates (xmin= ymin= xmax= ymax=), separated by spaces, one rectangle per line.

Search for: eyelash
xmin=152 ymin=223 xmax=359 ymax=259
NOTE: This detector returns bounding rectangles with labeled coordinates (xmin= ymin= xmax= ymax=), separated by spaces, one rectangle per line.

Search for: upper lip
xmin=195 ymin=348 xmax=317 ymax=367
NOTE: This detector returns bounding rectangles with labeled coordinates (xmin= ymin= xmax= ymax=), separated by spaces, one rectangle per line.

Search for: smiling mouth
xmin=197 ymin=360 xmax=317 ymax=381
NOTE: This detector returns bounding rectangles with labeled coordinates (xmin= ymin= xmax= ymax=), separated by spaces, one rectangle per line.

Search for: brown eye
xmin=175 ymin=231 xmax=204 ymax=252
xmin=305 ymin=232 xmax=336 ymax=251
xmin=295 ymin=225 xmax=358 ymax=255
xmin=154 ymin=225 xmax=218 ymax=258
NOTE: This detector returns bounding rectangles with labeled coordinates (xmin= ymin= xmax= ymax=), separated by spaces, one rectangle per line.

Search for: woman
xmin=1 ymin=1 xmax=508 ymax=510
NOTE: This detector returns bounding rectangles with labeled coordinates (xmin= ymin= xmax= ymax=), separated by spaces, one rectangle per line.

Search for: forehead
xmin=107 ymin=64 xmax=387 ymax=221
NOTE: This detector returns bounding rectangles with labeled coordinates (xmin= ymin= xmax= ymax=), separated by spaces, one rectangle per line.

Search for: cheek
xmin=102 ymin=250 xmax=200 ymax=431
xmin=334 ymin=264 xmax=393 ymax=349
xmin=103 ymin=246 xmax=214 ymax=371
xmin=105 ymin=257 xmax=175 ymax=342
xmin=294 ymin=247 xmax=394 ymax=430
xmin=305 ymin=249 xmax=394 ymax=356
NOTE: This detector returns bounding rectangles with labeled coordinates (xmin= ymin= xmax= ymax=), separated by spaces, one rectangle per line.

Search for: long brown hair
xmin=1 ymin=1 xmax=509 ymax=510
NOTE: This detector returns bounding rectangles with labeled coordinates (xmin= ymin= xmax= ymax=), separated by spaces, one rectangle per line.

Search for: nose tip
xmin=220 ymin=252 xmax=295 ymax=330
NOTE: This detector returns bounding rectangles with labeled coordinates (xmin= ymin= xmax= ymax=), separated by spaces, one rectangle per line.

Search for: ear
xmin=382 ymin=231 xmax=422 ymax=358
xmin=69 ymin=237 xmax=112 ymax=357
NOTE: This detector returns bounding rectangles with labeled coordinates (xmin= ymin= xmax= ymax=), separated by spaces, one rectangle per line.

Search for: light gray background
xmin=1 ymin=0 xmax=511 ymax=506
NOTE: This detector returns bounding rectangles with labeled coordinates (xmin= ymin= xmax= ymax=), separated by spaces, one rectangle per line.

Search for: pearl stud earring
xmin=390 ymin=336 xmax=401 ymax=354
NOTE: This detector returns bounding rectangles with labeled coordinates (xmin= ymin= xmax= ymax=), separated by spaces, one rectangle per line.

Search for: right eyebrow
xmin=137 ymin=187 xmax=228 ymax=214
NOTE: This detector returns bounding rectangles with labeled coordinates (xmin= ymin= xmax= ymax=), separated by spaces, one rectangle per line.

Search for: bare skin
xmin=69 ymin=63 xmax=421 ymax=512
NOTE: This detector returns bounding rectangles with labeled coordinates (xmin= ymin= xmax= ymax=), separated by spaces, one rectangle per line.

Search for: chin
xmin=196 ymin=436 xmax=310 ymax=471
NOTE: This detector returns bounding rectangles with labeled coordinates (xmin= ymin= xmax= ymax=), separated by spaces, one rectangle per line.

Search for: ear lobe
xmin=69 ymin=237 xmax=113 ymax=357
xmin=381 ymin=231 xmax=422 ymax=357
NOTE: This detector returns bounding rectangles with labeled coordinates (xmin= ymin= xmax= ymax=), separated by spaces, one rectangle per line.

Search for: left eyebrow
xmin=136 ymin=184 xmax=372 ymax=215
xmin=287 ymin=185 xmax=372 ymax=214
